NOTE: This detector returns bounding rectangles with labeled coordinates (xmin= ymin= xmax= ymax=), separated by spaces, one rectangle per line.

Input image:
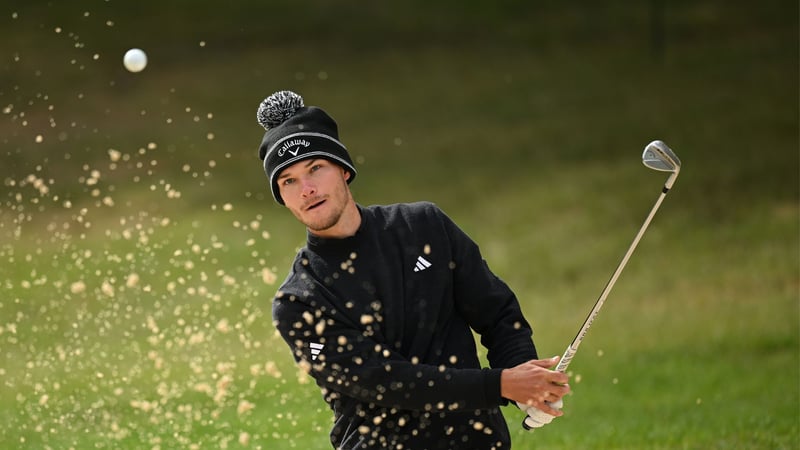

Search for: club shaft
xmin=554 ymin=188 xmax=670 ymax=373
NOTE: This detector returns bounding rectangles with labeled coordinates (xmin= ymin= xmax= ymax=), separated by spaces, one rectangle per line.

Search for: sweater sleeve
xmin=435 ymin=207 xmax=539 ymax=369
xmin=273 ymin=288 xmax=504 ymax=412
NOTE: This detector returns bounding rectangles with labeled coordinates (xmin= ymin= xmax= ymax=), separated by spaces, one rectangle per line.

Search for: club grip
xmin=555 ymin=345 xmax=576 ymax=373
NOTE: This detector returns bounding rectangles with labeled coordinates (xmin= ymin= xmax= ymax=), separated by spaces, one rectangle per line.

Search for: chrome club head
xmin=642 ymin=140 xmax=680 ymax=172
xmin=642 ymin=140 xmax=681 ymax=190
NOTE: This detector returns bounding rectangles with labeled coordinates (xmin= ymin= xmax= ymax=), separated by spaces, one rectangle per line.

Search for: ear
xmin=343 ymin=168 xmax=352 ymax=181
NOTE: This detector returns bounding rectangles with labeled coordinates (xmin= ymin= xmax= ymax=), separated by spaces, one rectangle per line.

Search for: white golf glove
xmin=517 ymin=398 xmax=563 ymax=430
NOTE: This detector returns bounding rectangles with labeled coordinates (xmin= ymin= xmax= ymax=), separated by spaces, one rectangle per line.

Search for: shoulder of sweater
xmin=362 ymin=201 xmax=444 ymax=223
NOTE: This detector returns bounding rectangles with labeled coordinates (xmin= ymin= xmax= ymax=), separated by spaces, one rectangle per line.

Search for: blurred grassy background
xmin=1 ymin=1 xmax=797 ymax=449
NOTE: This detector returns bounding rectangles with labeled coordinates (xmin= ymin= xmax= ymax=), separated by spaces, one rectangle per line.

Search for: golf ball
xmin=123 ymin=48 xmax=147 ymax=72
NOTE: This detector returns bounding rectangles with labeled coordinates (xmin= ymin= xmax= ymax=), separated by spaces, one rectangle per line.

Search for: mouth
xmin=305 ymin=199 xmax=326 ymax=211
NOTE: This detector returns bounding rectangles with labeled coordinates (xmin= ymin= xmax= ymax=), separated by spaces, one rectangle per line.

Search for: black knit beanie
xmin=257 ymin=91 xmax=357 ymax=205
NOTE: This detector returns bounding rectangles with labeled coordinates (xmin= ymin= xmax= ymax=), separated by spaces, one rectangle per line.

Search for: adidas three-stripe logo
xmin=413 ymin=256 xmax=432 ymax=272
xmin=310 ymin=342 xmax=324 ymax=360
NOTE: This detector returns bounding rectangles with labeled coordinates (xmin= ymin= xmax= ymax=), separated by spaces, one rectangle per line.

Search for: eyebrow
xmin=277 ymin=159 xmax=319 ymax=180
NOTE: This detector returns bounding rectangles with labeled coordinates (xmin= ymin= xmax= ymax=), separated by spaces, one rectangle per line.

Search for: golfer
xmin=257 ymin=91 xmax=570 ymax=449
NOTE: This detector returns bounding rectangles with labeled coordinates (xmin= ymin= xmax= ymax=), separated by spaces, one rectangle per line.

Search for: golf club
xmin=522 ymin=140 xmax=681 ymax=430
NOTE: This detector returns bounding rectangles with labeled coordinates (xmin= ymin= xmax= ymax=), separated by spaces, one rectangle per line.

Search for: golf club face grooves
xmin=642 ymin=140 xmax=681 ymax=172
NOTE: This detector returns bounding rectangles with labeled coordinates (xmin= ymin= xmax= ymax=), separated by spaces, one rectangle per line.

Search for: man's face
xmin=277 ymin=158 xmax=353 ymax=236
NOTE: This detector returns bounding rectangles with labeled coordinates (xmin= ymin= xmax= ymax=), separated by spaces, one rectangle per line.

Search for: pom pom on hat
xmin=257 ymin=90 xmax=305 ymax=130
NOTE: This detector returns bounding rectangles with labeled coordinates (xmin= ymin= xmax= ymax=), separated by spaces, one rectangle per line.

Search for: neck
xmin=308 ymin=195 xmax=361 ymax=239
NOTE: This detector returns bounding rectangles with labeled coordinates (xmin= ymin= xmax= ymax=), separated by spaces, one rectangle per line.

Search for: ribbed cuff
xmin=483 ymin=368 xmax=505 ymax=407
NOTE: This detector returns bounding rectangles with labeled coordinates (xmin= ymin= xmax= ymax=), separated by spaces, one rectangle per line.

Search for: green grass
xmin=1 ymin=1 xmax=798 ymax=449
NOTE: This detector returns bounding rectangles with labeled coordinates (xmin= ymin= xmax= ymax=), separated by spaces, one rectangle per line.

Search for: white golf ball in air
xmin=123 ymin=48 xmax=147 ymax=72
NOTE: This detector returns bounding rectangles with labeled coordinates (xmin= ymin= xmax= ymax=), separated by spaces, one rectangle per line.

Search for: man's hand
xmin=501 ymin=356 xmax=570 ymax=427
xmin=518 ymin=398 xmax=563 ymax=429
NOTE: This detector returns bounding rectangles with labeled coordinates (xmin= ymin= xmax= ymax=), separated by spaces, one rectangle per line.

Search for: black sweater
xmin=272 ymin=202 xmax=538 ymax=449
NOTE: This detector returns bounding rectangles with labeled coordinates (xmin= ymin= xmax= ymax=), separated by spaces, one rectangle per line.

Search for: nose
xmin=301 ymin=178 xmax=316 ymax=197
